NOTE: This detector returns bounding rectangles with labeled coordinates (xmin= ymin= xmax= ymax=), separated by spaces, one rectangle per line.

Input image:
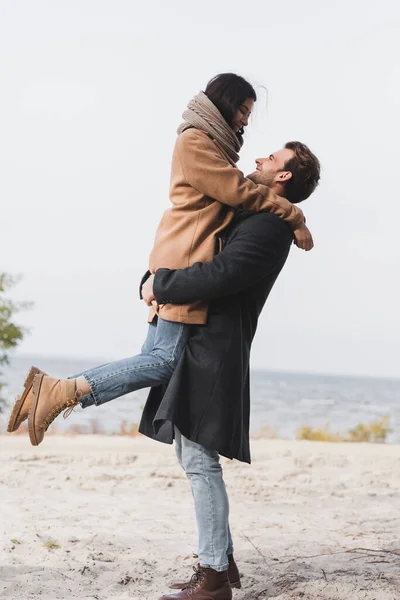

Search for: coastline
xmin=3 ymin=357 xmax=400 ymax=443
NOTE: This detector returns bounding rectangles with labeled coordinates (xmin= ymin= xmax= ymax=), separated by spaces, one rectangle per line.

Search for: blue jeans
xmin=175 ymin=427 xmax=233 ymax=572
xmin=74 ymin=318 xmax=191 ymax=408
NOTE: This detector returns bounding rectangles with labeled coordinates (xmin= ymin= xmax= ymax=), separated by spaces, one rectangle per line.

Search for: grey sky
xmin=1 ymin=0 xmax=399 ymax=378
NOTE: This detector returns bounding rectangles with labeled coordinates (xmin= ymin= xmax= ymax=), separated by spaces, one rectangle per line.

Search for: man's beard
xmin=247 ymin=170 xmax=275 ymax=187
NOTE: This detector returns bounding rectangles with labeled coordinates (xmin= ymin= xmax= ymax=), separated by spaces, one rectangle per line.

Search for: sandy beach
xmin=1 ymin=434 xmax=399 ymax=600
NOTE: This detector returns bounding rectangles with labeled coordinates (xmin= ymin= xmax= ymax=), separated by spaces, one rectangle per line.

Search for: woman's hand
xmin=141 ymin=274 xmax=156 ymax=306
xmin=293 ymin=223 xmax=314 ymax=251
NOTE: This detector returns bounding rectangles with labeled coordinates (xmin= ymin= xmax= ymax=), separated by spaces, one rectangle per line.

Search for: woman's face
xmin=231 ymin=98 xmax=254 ymax=133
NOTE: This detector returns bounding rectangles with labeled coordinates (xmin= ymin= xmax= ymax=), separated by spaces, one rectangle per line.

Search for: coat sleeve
xmin=176 ymin=129 xmax=304 ymax=230
xmin=153 ymin=217 xmax=291 ymax=304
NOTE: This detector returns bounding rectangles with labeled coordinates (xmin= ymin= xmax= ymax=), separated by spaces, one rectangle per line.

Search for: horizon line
xmin=6 ymin=352 xmax=400 ymax=383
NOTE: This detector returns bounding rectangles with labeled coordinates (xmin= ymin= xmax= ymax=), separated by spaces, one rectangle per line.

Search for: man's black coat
xmin=138 ymin=211 xmax=292 ymax=463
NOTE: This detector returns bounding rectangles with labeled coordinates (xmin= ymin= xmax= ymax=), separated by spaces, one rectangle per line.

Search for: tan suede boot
xmin=28 ymin=374 xmax=84 ymax=446
xmin=7 ymin=367 xmax=47 ymax=433
xmin=160 ymin=566 xmax=232 ymax=600
xmin=170 ymin=555 xmax=241 ymax=590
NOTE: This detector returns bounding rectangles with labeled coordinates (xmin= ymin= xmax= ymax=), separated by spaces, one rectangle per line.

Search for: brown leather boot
xmin=227 ymin=554 xmax=241 ymax=589
xmin=7 ymin=367 xmax=47 ymax=433
xmin=28 ymin=374 xmax=84 ymax=446
xmin=170 ymin=555 xmax=241 ymax=590
xmin=161 ymin=566 xmax=231 ymax=600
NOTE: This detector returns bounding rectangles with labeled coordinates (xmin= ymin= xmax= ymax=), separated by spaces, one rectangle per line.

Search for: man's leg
xmin=178 ymin=429 xmax=230 ymax=572
xmin=161 ymin=428 xmax=232 ymax=599
xmin=174 ymin=426 xmax=184 ymax=469
xmin=227 ymin=527 xmax=233 ymax=557
xmin=167 ymin=429 xmax=241 ymax=594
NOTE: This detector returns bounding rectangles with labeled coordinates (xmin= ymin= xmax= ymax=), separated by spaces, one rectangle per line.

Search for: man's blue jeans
xmin=175 ymin=427 xmax=233 ymax=572
xmin=74 ymin=317 xmax=191 ymax=408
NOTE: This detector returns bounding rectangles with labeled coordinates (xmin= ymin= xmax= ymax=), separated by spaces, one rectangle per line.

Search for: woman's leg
xmin=178 ymin=429 xmax=230 ymax=572
xmin=74 ymin=322 xmax=158 ymax=409
xmin=28 ymin=318 xmax=191 ymax=446
xmin=140 ymin=321 xmax=158 ymax=354
xmin=78 ymin=318 xmax=190 ymax=406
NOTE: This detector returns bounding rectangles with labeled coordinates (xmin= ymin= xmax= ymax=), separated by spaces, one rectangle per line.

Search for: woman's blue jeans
xmin=73 ymin=317 xmax=191 ymax=408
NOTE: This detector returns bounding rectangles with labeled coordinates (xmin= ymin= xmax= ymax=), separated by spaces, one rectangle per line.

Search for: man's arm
xmin=151 ymin=215 xmax=292 ymax=305
xmin=178 ymin=129 xmax=305 ymax=230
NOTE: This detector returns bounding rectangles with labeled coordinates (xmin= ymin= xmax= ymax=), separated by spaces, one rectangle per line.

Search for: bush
xmin=297 ymin=416 xmax=391 ymax=443
xmin=297 ymin=423 xmax=342 ymax=442
xmin=345 ymin=416 xmax=391 ymax=443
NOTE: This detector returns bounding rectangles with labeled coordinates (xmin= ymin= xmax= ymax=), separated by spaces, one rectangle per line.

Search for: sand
xmin=1 ymin=434 xmax=399 ymax=600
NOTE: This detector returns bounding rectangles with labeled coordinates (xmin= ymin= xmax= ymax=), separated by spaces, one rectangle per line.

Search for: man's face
xmin=248 ymin=148 xmax=294 ymax=188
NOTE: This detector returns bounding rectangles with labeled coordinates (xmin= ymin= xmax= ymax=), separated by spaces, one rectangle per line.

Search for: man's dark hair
xmin=283 ymin=141 xmax=321 ymax=203
xmin=205 ymin=73 xmax=257 ymax=135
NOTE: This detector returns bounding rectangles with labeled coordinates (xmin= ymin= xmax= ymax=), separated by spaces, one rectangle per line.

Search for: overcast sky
xmin=1 ymin=0 xmax=399 ymax=378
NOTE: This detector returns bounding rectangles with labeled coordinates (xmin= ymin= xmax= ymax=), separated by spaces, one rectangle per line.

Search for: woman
xmin=8 ymin=73 xmax=311 ymax=447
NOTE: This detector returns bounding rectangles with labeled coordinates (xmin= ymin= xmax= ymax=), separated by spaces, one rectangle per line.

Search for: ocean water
xmin=1 ymin=355 xmax=399 ymax=442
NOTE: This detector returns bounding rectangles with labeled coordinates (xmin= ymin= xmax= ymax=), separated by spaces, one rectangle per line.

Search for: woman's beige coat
xmin=148 ymin=128 xmax=303 ymax=324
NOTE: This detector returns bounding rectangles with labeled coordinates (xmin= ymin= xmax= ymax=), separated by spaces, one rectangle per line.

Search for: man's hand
xmin=141 ymin=274 xmax=156 ymax=306
xmin=293 ymin=223 xmax=314 ymax=251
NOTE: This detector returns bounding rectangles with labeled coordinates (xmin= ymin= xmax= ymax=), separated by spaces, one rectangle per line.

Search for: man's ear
xmin=277 ymin=170 xmax=292 ymax=182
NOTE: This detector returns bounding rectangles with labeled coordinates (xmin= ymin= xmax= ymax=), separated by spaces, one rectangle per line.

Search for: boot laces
xmin=186 ymin=567 xmax=204 ymax=593
xmin=43 ymin=389 xmax=84 ymax=429
xmin=63 ymin=389 xmax=84 ymax=419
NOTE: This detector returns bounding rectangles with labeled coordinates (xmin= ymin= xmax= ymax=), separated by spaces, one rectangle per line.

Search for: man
xmin=140 ymin=141 xmax=321 ymax=600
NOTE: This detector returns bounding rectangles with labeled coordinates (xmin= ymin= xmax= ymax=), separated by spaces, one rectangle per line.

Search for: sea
xmin=1 ymin=355 xmax=399 ymax=442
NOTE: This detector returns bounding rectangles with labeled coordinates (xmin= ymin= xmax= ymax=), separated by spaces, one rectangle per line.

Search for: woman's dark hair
xmin=205 ymin=73 xmax=257 ymax=134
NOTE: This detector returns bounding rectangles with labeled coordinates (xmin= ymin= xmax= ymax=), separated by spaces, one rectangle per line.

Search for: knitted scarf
xmin=177 ymin=91 xmax=243 ymax=165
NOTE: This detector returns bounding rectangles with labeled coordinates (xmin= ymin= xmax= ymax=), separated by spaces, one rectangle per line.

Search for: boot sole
xmin=28 ymin=373 xmax=45 ymax=446
xmin=7 ymin=367 xmax=44 ymax=433
xmin=231 ymin=581 xmax=241 ymax=589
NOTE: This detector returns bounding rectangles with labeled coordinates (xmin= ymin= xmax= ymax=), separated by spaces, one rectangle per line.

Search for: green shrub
xmin=0 ymin=274 xmax=31 ymax=412
xmin=345 ymin=416 xmax=391 ymax=443
xmin=297 ymin=417 xmax=391 ymax=443
xmin=297 ymin=423 xmax=342 ymax=442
